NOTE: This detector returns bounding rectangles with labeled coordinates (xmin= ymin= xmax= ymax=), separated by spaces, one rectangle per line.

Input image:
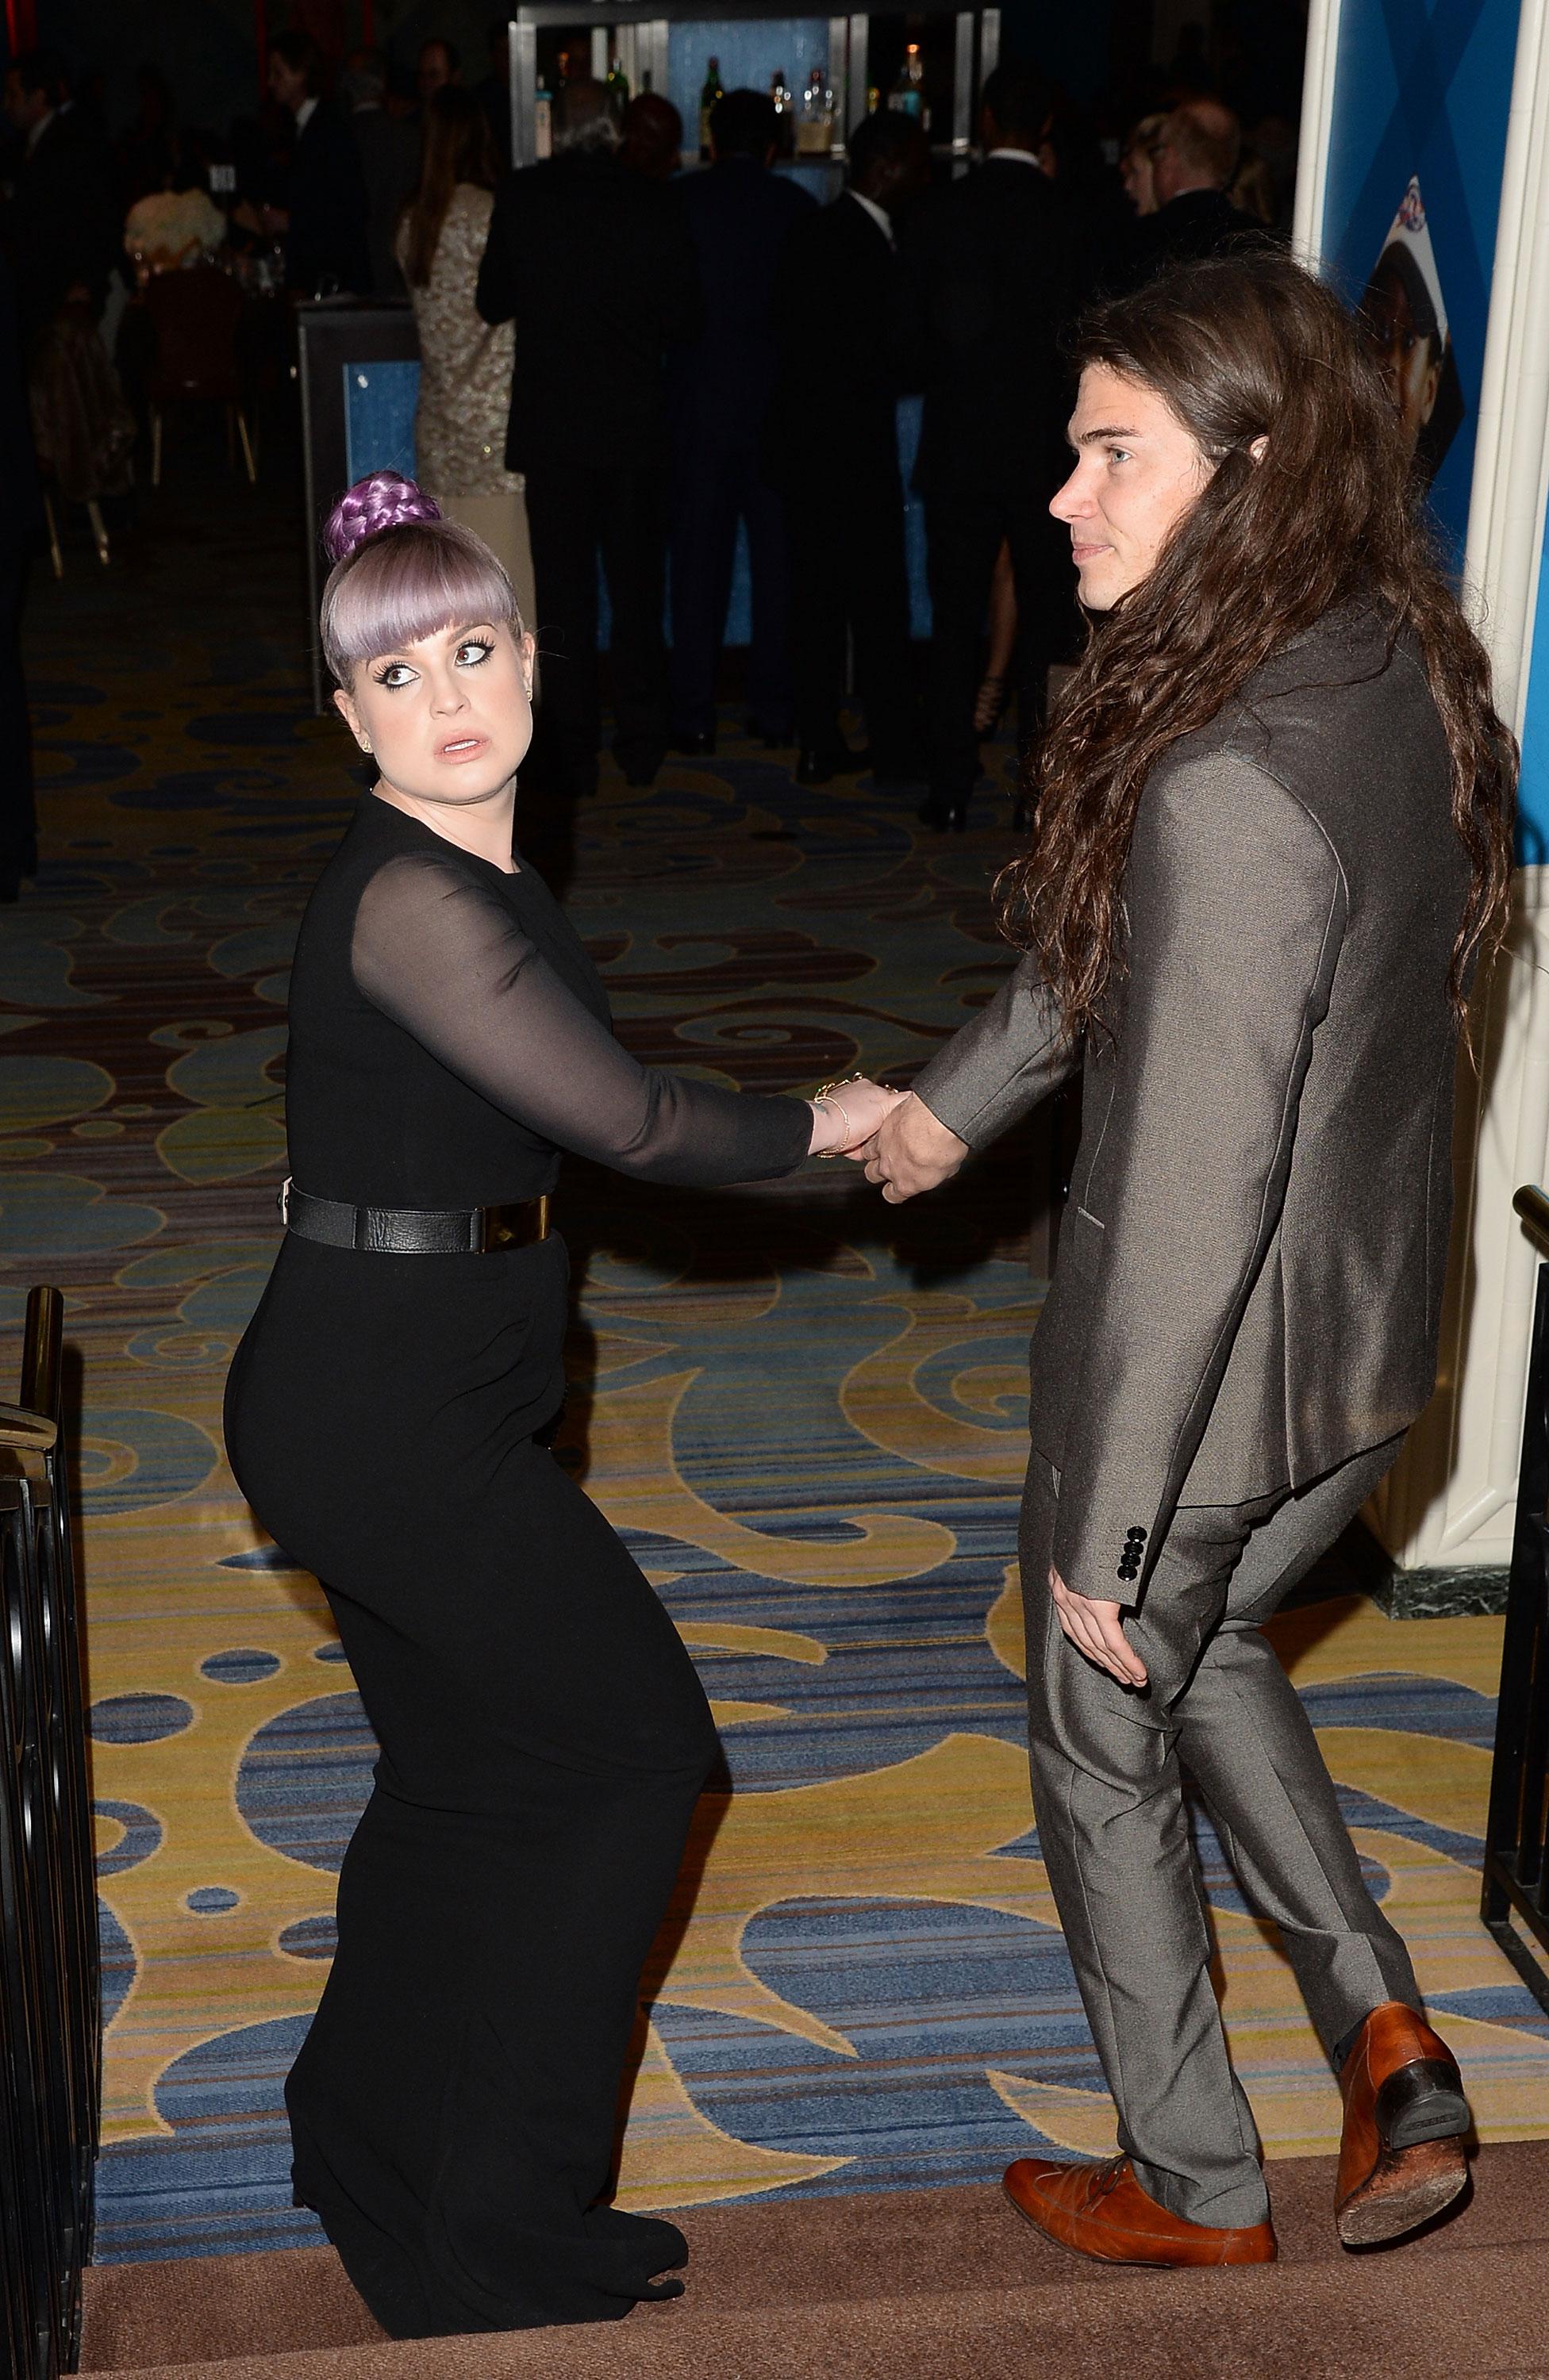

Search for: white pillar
xmin=1370 ymin=0 xmax=1549 ymax=1572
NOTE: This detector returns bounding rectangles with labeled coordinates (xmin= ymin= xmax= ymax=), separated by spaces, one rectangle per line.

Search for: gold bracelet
xmin=812 ymin=1073 xmax=866 ymax=1161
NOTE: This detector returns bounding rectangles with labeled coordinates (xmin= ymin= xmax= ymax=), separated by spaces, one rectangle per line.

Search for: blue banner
xmin=1319 ymin=0 xmax=1519 ymax=562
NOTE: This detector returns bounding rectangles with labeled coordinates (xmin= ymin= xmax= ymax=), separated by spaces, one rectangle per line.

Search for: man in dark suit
xmin=766 ymin=107 xmax=928 ymax=784
xmin=2 ymin=48 xmax=120 ymax=344
xmin=667 ymin=90 xmax=814 ymax=756
xmin=341 ymin=48 xmax=420 ymax=299
xmin=1118 ymin=100 xmax=1270 ymax=290
xmin=479 ymin=79 xmax=701 ymax=797
xmin=267 ymin=32 xmax=372 ymax=298
xmin=900 ymin=62 xmax=1078 ymax=829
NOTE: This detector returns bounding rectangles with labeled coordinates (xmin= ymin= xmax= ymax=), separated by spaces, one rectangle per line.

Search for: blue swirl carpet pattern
xmin=10 ymin=472 xmax=1549 ymax=2269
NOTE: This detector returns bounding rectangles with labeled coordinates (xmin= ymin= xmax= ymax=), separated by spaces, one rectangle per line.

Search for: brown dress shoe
xmin=1336 ymin=2002 xmax=1471 ymax=2247
xmin=1003 ymin=2155 xmax=1277 ymax=2267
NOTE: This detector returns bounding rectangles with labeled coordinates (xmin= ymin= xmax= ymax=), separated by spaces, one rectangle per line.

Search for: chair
xmin=144 ymin=266 xmax=256 ymax=486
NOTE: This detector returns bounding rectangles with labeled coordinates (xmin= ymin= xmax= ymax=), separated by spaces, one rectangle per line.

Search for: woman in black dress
xmin=225 ymin=472 xmax=897 ymax=2339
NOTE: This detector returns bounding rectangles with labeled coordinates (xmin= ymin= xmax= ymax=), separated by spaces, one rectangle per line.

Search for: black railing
xmin=1482 ymin=1188 xmax=1549 ymax=2012
xmin=0 ymin=1289 xmax=98 ymax=2379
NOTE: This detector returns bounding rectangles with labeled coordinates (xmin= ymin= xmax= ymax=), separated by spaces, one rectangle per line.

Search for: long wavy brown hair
xmin=399 ymin=87 xmax=500 ymax=290
xmin=997 ymin=253 xmax=1516 ymax=1040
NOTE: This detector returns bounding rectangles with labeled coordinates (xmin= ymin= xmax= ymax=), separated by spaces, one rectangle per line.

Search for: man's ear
xmin=1249 ymin=435 xmax=1269 ymax=464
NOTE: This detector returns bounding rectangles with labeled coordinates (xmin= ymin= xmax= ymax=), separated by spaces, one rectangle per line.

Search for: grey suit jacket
xmin=913 ymin=601 xmax=1470 ymax=1603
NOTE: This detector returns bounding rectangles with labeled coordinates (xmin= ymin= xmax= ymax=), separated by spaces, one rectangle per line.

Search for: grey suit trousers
xmin=1020 ymin=1433 xmax=1419 ymax=2229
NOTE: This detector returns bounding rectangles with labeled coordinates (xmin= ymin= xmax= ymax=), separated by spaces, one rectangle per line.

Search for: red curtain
xmin=6 ymin=0 xmax=40 ymax=55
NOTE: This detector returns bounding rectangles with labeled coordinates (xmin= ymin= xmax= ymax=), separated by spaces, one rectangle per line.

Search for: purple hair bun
xmin=323 ymin=470 xmax=442 ymax=564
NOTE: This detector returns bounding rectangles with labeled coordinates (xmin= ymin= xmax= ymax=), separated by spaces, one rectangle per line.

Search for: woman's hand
xmin=807 ymin=1078 xmax=907 ymax=1157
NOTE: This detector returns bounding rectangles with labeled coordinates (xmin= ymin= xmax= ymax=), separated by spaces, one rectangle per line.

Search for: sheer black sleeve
xmin=352 ymin=852 xmax=813 ymax=1186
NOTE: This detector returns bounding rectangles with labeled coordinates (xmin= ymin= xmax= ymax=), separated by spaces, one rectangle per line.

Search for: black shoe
xmin=797 ymin=743 xmax=869 ymax=785
xmin=671 ymin=728 xmax=717 ymax=756
xmin=918 ymin=793 xmax=970 ymax=833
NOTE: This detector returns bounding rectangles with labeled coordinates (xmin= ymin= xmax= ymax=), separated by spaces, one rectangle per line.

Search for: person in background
xmin=397 ymin=88 xmax=536 ymax=639
xmin=474 ymin=18 xmax=514 ymax=171
xmin=343 ymin=47 xmax=419 ymax=299
xmin=1228 ymin=145 xmax=1277 ymax=227
xmin=116 ymin=64 xmax=178 ymax=208
xmin=619 ymin=92 xmax=684 ymax=184
xmin=264 ymin=31 xmax=371 ymax=297
xmin=900 ymin=60 xmax=1077 ymax=831
xmin=417 ymin=38 xmax=461 ymax=110
xmin=3 ymin=48 xmax=120 ymax=344
xmin=766 ymin=105 xmax=927 ymax=785
xmin=667 ymin=88 xmax=813 ymax=758
xmin=1119 ymin=111 xmax=1166 ymax=217
xmin=478 ymin=79 xmax=700 ymax=799
xmin=1117 ymin=98 xmax=1266 ymax=289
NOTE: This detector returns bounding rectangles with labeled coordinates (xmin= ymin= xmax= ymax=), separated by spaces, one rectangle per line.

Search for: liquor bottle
xmin=605 ymin=54 xmax=629 ymax=117
xmin=890 ymin=43 xmax=927 ymax=129
xmin=770 ymin=67 xmax=793 ymax=153
xmin=534 ymin=76 xmax=552 ymax=159
xmin=698 ymin=56 xmax=723 ymax=160
xmin=867 ymin=85 xmax=881 ymax=114
xmin=794 ymin=64 xmax=834 ymax=155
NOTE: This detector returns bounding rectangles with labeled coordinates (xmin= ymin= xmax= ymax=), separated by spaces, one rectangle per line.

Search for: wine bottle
xmin=890 ymin=42 xmax=927 ymax=129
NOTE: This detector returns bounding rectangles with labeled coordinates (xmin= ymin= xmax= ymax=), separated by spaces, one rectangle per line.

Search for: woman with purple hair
xmin=225 ymin=471 xmax=898 ymax=2339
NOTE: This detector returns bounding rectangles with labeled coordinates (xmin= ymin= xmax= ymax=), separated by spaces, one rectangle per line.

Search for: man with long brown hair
xmin=861 ymin=253 xmax=1516 ymax=2266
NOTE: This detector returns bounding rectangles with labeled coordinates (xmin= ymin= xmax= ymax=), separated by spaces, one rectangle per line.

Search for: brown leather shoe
xmin=1003 ymin=2155 xmax=1277 ymax=2267
xmin=1336 ymin=2002 xmax=1471 ymax=2247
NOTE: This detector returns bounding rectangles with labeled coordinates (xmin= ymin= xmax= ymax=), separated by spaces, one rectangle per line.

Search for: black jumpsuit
xmin=225 ymin=794 xmax=810 ymax=2338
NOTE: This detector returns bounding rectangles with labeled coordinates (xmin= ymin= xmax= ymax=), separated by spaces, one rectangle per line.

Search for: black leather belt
xmin=279 ymin=1179 xmax=551 ymax=1254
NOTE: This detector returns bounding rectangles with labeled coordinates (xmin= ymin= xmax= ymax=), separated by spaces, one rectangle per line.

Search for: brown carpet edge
xmin=81 ymin=2145 xmax=1549 ymax=2379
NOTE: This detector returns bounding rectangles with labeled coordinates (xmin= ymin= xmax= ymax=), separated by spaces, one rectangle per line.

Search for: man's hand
xmin=852 ymin=1092 xmax=969 ymax=1202
xmin=1049 ymin=1568 xmax=1148 ymax=1688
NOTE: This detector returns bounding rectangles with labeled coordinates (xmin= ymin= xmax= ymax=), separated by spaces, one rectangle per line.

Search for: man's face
xmin=1051 ymin=364 xmax=1215 ymax=611
xmin=1149 ymin=121 xmax=1190 ymax=206
xmin=417 ymin=43 xmax=456 ymax=103
xmin=267 ymin=54 xmax=308 ymax=114
xmin=1365 ymin=263 xmax=1441 ymax=456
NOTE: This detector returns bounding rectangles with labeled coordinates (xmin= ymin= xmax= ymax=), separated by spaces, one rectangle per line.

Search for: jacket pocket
xmin=1062 ymin=1204 xmax=1105 ymax=1282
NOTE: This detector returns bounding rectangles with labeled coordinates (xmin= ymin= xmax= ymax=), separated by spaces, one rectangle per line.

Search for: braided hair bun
xmin=322 ymin=470 xmax=442 ymax=564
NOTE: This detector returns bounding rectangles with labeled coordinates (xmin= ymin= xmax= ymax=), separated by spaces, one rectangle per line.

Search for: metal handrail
xmin=1512 ymin=1182 xmax=1549 ymax=1253
xmin=1482 ymin=1190 xmax=1549 ymax=2011
xmin=0 ymin=1407 xmax=57 ymax=1457
xmin=0 ymin=1286 xmax=98 ymax=2378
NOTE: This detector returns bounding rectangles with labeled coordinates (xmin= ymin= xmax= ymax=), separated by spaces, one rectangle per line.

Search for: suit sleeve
xmin=1050 ymin=753 xmax=1346 ymax=1603
xmin=910 ymin=955 xmax=1082 ymax=1147
xmin=475 ymin=179 xmax=518 ymax=325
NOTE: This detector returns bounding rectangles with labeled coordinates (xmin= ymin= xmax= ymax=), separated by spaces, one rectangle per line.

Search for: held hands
xmin=851 ymin=1091 xmax=970 ymax=1203
xmin=1049 ymin=1568 xmax=1148 ymax=1689
xmin=807 ymin=1077 xmax=909 ymax=1157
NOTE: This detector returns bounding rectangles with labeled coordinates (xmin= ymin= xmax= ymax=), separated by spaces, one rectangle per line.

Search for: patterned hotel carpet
xmin=11 ymin=466 xmax=1549 ymax=2268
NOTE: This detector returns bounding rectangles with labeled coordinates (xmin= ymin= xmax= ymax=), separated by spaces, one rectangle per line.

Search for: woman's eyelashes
xmin=371 ymin=635 xmax=494 ymax=690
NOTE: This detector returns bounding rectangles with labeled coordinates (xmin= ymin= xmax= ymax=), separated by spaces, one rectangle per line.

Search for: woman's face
xmin=1365 ymin=263 xmax=1441 ymax=455
xmin=333 ymin=618 xmax=536 ymax=807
